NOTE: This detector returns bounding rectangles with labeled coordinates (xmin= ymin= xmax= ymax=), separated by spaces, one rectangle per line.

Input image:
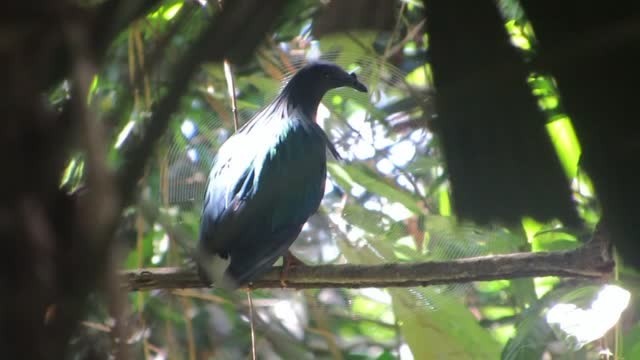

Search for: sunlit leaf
xmin=500 ymin=285 xmax=592 ymax=360
xmin=438 ymin=187 xmax=451 ymax=216
xmin=546 ymin=116 xmax=582 ymax=179
xmin=328 ymin=162 xmax=423 ymax=214
xmin=148 ymin=1 xmax=183 ymax=21
xmin=391 ymin=289 xmax=502 ymax=360
xmin=87 ymin=75 xmax=99 ymax=104
xmin=405 ymin=64 xmax=431 ymax=88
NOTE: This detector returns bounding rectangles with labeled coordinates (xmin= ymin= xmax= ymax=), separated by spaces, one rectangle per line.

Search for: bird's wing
xmin=199 ymin=132 xmax=259 ymax=253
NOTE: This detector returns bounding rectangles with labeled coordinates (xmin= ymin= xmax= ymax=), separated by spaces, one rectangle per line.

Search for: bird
xmin=198 ymin=61 xmax=368 ymax=289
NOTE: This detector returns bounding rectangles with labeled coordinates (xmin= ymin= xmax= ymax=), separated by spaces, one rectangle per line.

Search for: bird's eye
xmin=350 ymin=73 xmax=358 ymax=80
xmin=322 ymin=71 xmax=330 ymax=78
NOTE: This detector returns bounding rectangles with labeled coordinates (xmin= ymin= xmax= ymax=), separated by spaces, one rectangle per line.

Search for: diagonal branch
xmin=121 ymin=236 xmax=613 ymax=291
xmin=47 ymin=0 xmax=161 ymax=90
xmin=116 ymin=0 xmax=288 ymax=205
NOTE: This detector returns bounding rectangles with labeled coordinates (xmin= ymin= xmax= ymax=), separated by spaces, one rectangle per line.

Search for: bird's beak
xmin=348 ymin=72 xmax=368 ymax=92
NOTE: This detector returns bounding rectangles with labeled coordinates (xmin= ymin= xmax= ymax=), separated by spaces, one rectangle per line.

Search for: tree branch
xmin=115 ymin=0 xmax=288 ymax=205
xmin=46 ymin=0 xmax=161 ymax=90
xmin=121 ymin=237 xmax=613 ymax=291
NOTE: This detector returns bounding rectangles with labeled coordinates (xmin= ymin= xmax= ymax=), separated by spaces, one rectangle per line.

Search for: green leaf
xmin=405 ymin=64 xmax=432 ymax=88
xmin=530 ymin=225 xmax=579 ymax=252
xmin=328 ymin=162 xmax=423 ymax=215
xmin=510 ymin=279 xmax=538 ymax=309
xmin=405 ymin=156 xmax=439 ymax=176
xmin=341 ymin=203 xmax=390 ymax=234
xmin=438 ymin=187 xmax=451 ymax=216
xmin=546 ymin=116 xmax=582 ymax=179
xmin=124 ymin=230 xmax=155 ymax=269
xmin=376 ymin=350 xmax=396 ymax=360
xmin=502 ymin=314 xmax=552 ymax=360
xmin=237 ymin=74 xmax=280 ymax=97
xmin=318 ymin=31 xmax=378 ymax=66
xmin=391 ymin=288 xmax=501 ymax=360
xmin=624 ymin=323 xmax=640 ymax=360
xmin=148 ymin=1 xmax=184 ymax=21
xmin=339 ymin=230 xmax=501 ymax=359
xmin=502 ymin=285 xmax=601 ymax=360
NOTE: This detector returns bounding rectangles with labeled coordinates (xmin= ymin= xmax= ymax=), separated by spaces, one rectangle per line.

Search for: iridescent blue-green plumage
xmin=198 ymin=61 xmax=367 ymax=288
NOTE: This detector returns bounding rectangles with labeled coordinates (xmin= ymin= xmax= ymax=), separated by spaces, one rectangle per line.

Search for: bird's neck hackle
xmin=280 ymin=77 xmax=326 ymax=120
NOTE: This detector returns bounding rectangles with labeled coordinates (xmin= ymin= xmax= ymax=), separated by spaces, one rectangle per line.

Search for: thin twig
xmin=384 ymin=20 xmax=426 ymax=59
xmin=179 ymin=297 xmax=197 ymax=360
xmin=172 ymin=289 xmax=228 ymax=304
xmin=305 ymin=292 xmax=343 ymax=360
xmin=224 ymin=59 xmax=240 ymax=131
xmin=225 ymin=54 xmax=253 ymax=357
xmin=116 ymin=0 xmax=289 ymax=206
xmin=383 ymin=1 xmax=406 ymax=58
xmin=247 ymin=291 xmax=257 ymax=360
xmin=121 ymin=238 xmax=613 ymax=291
xmin=81 ymin=321 xmax=112 ymax=333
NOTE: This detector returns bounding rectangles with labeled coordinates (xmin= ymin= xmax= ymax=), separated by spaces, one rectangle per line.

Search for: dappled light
xmin=546 ymin=285 xmax=630 ymax=351
xmin=4 ymin=0 xmax=639 ymax=359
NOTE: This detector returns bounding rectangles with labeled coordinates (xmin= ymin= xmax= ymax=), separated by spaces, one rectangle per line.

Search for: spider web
xmin=159 ymin=51 xmax=516 ymax=319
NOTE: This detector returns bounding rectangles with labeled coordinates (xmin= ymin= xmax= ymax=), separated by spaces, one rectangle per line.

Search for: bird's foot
xmin=279 ymin=251 xmax=305 ymax=287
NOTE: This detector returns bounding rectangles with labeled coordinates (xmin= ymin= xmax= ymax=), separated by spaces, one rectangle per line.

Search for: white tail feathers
xmin=201 ymin=254 xmax=237 ymax=290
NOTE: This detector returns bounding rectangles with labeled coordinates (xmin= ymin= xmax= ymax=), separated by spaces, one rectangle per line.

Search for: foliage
xmin=60 ymin=0 xmax=639 ymax=359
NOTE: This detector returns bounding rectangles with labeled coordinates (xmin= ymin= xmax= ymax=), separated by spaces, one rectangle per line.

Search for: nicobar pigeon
xmin=198 ymin=61 xmax=368 ymax=289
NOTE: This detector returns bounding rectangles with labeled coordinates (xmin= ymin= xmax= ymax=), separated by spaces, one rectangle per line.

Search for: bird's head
xmin=305 ymin=61 xmax=368 ymax=93
xmin=282 ymin=61 xmax=368 ymax=116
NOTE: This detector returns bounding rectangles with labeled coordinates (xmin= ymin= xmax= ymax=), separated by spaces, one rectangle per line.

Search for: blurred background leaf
xmin=61 ymin=0 xmax=637 ymax=359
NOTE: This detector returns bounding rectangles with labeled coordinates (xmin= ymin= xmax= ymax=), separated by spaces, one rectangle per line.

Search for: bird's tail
xmin=197 ymin=252 xmax=238 ymax=290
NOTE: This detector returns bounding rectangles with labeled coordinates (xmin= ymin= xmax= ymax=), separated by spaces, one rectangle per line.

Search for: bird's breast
xmin=253 ymin=110 xmax=328 ymax=162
